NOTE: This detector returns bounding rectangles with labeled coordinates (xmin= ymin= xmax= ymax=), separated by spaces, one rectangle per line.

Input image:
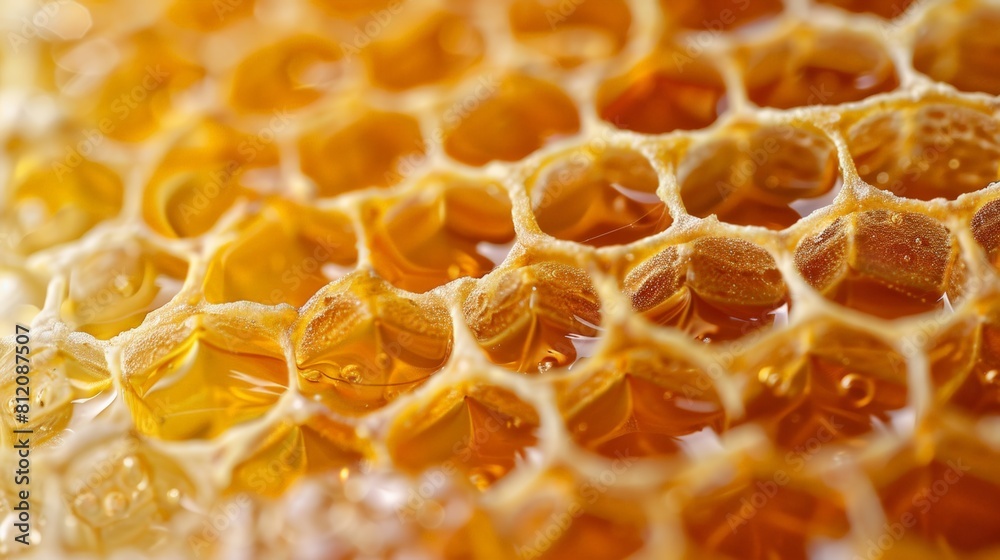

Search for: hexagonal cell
xmin=509 ymin=0 xmax=631 ymax=67
xmin=913 ymin=4 xmax=1000 ymax=95
xmin=229 ymin=416 xmax=372 ymax=497
xmin=463 ymin=262 xmax=601 ymax=373
xmin=794 ymin=210 xmax=963 ymax=318
xmin=90 ymin=31 xmax=204 ymax=142
xmin=737 ymin=322 xmax=908 ymax=449
xmin=929 ymin=300 xmax=1000 ymax=417
xmin=294 ymin=274 xmax=453 ymax=415
xmin=299 ymin=110 xmax=425 ymax=197
xmin=142 ymin=118 xmax=281 ymax=239
xmin=597 ymin=53 xmax=728 ymax=134
xmin=442 ymin=74 xmax=580 ymax=166
xmin=846 ymin=103 xmax=1000 ymax=201
xmin=62 ymin=437 xmax=194 ymax=552
xmin=682 ymin=465 xmax=850 ymax=560
xmin=872 ymin=440 xmax=1000 ymax=556
xmin=124 ymin=318 xmax=289 ymax=440
xmin=659 ymin=0 xmax=783 ymax=30
xmin=738 ymin=27 xmax=898 ymax=109
xmin=368 ymin=174 xmax=515 ymax=293
xmin=558 ymin=343 xmax=725 ymax=458
xmin=528 ymin=147 xmax=672 ymax=247
xmin=972 ymin=197 xmax=1000 ymax=268
xmin=365 ymin=12 xmax=484 ymax=90
xmin=2 ymin=158 xmax=123 ymax=254
xmin=387 ymin=385 xmax=539 ymax=489
xmin=816 ymin=0 xmax=915 ymax=19
xmin=677 ymin=122 xmax=841 ymax=229
xmin=0 ymin=343 xmax=112 ymax=446
xmin=60 ymin=241 xmax=188 ymax=339
xmin=203 ymin=199 xmax=358 ymax=307
xmin=623 ymin=238 xmax=789 ymax=343
xmin=229 ymin=35 xmax=342 ymax=114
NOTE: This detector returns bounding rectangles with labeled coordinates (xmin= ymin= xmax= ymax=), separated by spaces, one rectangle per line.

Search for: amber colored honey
xmin=6 ymin=0 xmax=1000 ymax=559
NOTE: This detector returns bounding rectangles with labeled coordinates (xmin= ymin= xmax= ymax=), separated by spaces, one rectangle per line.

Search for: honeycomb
xmin=3 ymin=0 xmax=1000 ymax=558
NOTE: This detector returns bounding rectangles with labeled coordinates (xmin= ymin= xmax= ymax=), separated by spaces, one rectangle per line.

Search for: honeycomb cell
xmin=972 ymin=198 xmax=1000 ymax=268
xmin=738 ymin=323 xmax=908 ymax=448
xmin=873 ymin=443 xmax=1000 ymax=555
xmin=509 ymin=0 xmax=631 ymax=67
xmin=294 ymin=274 xmax=453 ymax=415
xmin=682 ymin=468 xmax=850 ymax=560
xmin=60 ymin=241 xmax=188 ymax=339
xmin=229 ymin=35 xmax=342 ymax=114
xmin=623 ymin=238 xmax=789 ymax=343
xmin=463 ymin=262 xmax=601 ymax=373
xmin=913 ymin=4 xmax=1000 ymax=95
xmin=442 ymin=74 xmax=580 ymax=166
xmin=678 ymin=122 xmax=841 ymax=229
xmin=817 ymin=0 xmax=915 ymax=19
xmin=0 ymin=345 xmax=112 ymax=446
xmin=229 ymin=416 xmax=372 ymax=497
xmin=62 ymin=438 xmax=194 ymax=552
xmin=387 ymin=385 xmax=539 ymax=489
xmin=299 ymin=111 xmax=425 ymax=196
xmin=142 ymin=118 xmax=281 ymax=238
xmin=3 ymin=158 xmax=123 ymax=254
xmin=168 ymin=0 xmax=255 ymax=30
xmin=739 ymin=28 xmax=898 ymax=109
xmin=368 ymin=175 xmax=515 ymax=293
xmin=124 ymin=320 xmax=289 ymax=440
xmin=659 ymin=0 xmax=783 ymax=30
xmin=795 ymin=210 xmax=962 ymax=318
xmin=846 ymin=103 xmax=1000 ymax=201
xmin=366 ymin=12 xmax=484 ymax=90
xmin=90 ymin=32 xmax=205 ymax=142
xmin=597 ymin=54 xmax=728 ymax=134
xmin=929 ymin=300 xmax=1000 ymax=417
xmin=528 ymin=147 xmax=672 ymax=247
xmin=202 ymin=200 xmax=358 ymax=307
xmin=558 ymin=344 xmax=725 ymax=458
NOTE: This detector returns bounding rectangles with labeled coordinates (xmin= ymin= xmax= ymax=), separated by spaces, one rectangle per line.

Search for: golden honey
xmin=4 ymin=0 xmax=1000 ymax=559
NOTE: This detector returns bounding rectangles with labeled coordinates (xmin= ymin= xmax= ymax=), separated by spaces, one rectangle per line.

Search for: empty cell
xmin=678 ymin=122 xmax=841 ymax=228
xmin=369 ymin=174 xmax=515 ymax=293
xmin=739 ymin=27 xmax=898 ymax=109
xmin=529 ymin=147 xmax=671 ymax=246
